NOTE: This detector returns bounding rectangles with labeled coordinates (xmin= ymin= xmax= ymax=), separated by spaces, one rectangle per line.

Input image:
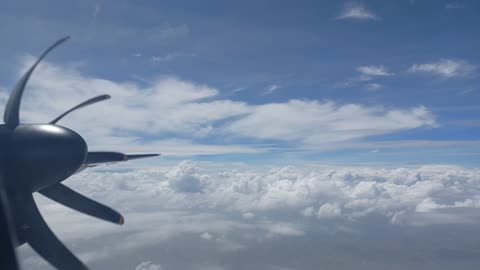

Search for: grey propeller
xmin=0 ymin=36 xmax=159 ymax=270
xmin=0 ymin=179 xmax=19 ymax=270
xmin=14 ymin=192 xmax=88 ymax=270
xmin=39 ymin=183 xmax=124 ymax=225
xmin=49 ymin=94 xmax=111 ymax=125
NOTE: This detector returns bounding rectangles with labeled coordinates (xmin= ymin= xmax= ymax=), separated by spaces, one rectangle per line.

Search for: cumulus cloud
xmin=317 ymin=203 xmax=342 ymax=218
xmin=337 ymin=2 xmax=379 ymax=21
xmin=408 ymin=59 xmax=476 ymax=78
xmin=16 ymin=162 xmax=480 ymax=269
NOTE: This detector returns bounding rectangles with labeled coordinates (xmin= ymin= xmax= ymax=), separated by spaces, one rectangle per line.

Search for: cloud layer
xmin=0 ymin=57 xmax=436 ymax=155
xmin=16 ymin=162 xmax=480 ymax=270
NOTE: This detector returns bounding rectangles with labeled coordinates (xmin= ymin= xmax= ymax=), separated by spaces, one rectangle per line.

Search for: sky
xmin=1 ymin=0 xmax=480 ymax=269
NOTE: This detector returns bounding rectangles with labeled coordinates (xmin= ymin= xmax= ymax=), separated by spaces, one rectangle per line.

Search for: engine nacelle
xmin=9 ymin=124 xmax=87 ymax=192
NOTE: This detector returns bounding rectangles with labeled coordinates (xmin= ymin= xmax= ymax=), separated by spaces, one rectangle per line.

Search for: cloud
xmin=336 ymin=2 xmax=379 ymax=21
xmin=167 ymin=161 xmax=204 ymax=192
xmin=317 ymin=203 xmax=342 ymax=218
xmin=445 ymin=2 xmax=465 ymax=9
xmin=365 ymin=83 xmax=383 ymax=91
xmin=408 ymin=59 xmax=476 ymax=78
xmin=263 ymin=84 xmax=281 ymax=95
xmin=150 ymin=52 xmax=196 ymax=63
xmin=357 ymin=65 xmax=393 ymax=77
xmin=337 ymin=65 xmax=392 ymax=89
xmin=225 ymin=101 xmax=436 ymax=147
xmin=154 ymin=24 xmax=190 ymax=40
xmin=135 ymin=261 xmax=162 ymax=270
xmin=0 ymin=57 xmax=435 ymax=154
xmin=16 ymin=162 xmax=480 ymax=269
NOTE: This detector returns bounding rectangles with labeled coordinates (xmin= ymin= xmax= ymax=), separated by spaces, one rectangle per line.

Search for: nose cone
xmin=10 ymin=124 xmax=87 ymax=191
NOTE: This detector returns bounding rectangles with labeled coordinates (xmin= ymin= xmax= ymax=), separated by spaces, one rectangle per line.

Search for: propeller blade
xmin=126 ymin=154 xmax=161 ymax=161
xmin=16 ymin=192 xmax=88 ymax=270
xmin=49 ymin=94 xmax=111 ymax=125
xmin=39 ymin=183 xmax=124 ymax=225
xmin=84 ymin=151 xmax=160 ymax=165
xmin=0 ymin=180 xmax=19 ymax=270
xmin=4 ymin=36 xmax=70 ymax=129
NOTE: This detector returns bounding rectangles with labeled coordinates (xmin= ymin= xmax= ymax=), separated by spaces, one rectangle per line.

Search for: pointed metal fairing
xmin=3 ymin=36 xmax=70 ymax=129
xmin=84 ymin=152 xmax=160 ymax=165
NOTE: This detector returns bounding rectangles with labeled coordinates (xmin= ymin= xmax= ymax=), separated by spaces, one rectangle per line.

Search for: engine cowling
xmin=9 ymin=124 xmax=87 ymax=192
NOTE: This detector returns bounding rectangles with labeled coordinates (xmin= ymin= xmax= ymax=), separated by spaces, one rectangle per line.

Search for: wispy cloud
xmin=365 ymin=83 xmax=383 ymax=91
xmin=336 ymin=2 xmax=379 ymax=21
xmin=262 ymin=84 xmax=281 ymax=95
xmin=135 ymin=261 xmax=162 ymax=270
xmin=150 ymin=52 xmax=196 ymax=63
xmin=337 ymin=65 xmax=393 ymax=89
xmin=155 ymin=24 xmax=190 ymax=40
xmin=357 ymin=65 xmax=393 ymax=77
xmin=408 ymin=59 xmax=476 ymax=78
xmin=9 ymin=57 xmax=435 ymax=154
xmin=231 ymin=87 xmax=246 ymax=93
xmin=445 ymin=1 xmax=465 ymax=9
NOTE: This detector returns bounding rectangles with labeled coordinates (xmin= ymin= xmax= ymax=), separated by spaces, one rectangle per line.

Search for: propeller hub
xmin=9 ymin=124 xmax=87 ymax=191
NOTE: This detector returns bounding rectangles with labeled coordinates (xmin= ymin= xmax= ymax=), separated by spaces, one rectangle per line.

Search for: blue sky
xmin=6 ymin=2 xmax=480 ymax=270
xmin=1 ymin=0 xmax=480 ymax=165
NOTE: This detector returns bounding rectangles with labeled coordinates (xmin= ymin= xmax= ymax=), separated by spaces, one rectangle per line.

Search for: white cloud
xmin=337 ymin=2 xmax=379 ymax=21
xmin=446 ymin=2 xmax=464 ymax=9
xmin=365 ymin=83 xmax=383 ymax=91
xmin=155 ymin=24 xmax=190 ymax=40
xmin=263 ymin=84 xmax=281 ymax=95
xmin=337 ymin=65 xmax=392 ymax=89
xmin=317 ymin=203 xmax=342 ymax=218
xmin=357 ymin=65 xmax=393 ymax=77
xmin=242 ymin=212 xmax=255 ymax=219
xmin=226 ymin=100 xmax=436 ymax=147
xmin=150 ymin=52 xmax=196 ymax=63
xmin=200 ymin=232 xmax=214 ymax=240
xmin=16 ymin=162 xmax=480 ymax=269
xmin=0 ymin=57 xmax=435 ymax=154
xmin=167 ymin=161 xmax=204 ymax=192
xmin=408 ymin=59 xmax=476 ymax=78
xmin=135 ymin=261 xmax=162 ymax=270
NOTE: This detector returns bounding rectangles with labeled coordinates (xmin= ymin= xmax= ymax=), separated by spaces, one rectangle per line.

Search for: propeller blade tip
xmin=119 ymin=216 xmax=125 ymax=225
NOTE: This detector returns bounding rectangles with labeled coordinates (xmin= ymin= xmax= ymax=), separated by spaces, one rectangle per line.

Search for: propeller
xmin=0 ymin=178 xmax=19 ymax=270
xmin=0 ymin=36 xmax=159 ymax=270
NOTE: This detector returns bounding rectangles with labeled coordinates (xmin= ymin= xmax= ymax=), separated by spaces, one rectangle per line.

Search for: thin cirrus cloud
xmin=356 ymin=65 xmax=393 ymax=77
xmin=336 ymin=2 xmax=380 ymax=21
xmin=262 ymin=84 xmax=281 ymax=95
xmin=408 ymin=59 xmax=476 ymax=78
xmin=336 ymin=65 xmax=393 ymax=89
xmin=2 ymin=56 xmax=435 ymax=156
